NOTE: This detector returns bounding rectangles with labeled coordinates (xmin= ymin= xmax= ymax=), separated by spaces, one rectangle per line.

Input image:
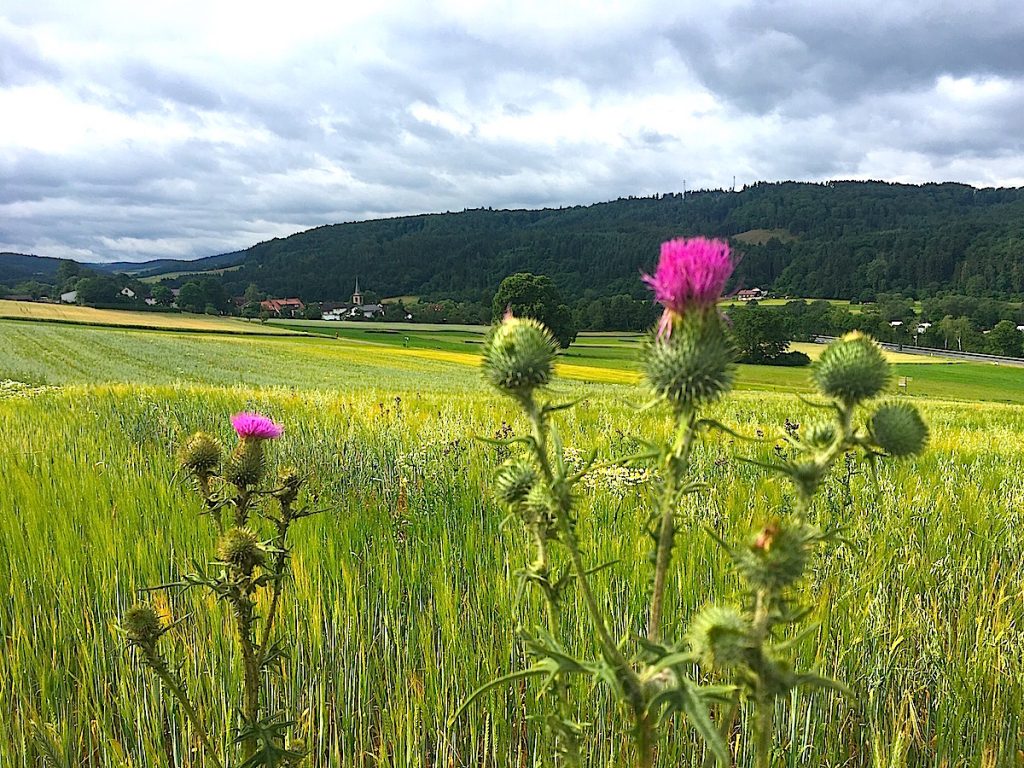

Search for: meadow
xmin=1 ymin=317 xmax=1023 ymax=767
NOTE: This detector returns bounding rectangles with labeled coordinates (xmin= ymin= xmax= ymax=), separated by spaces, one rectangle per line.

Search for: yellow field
xmin=0 ymin=300 xmax=297 ymax=335
xmin=790 ymin=341 xmax=951 ymax=364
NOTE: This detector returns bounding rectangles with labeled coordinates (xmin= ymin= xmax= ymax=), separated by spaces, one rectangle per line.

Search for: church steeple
xmin=352 ymin=278 xmax=363 ymax=306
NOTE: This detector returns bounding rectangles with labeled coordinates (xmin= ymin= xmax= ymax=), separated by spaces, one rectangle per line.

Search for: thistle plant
xmin=122 ymin=412 xmax=318 ymax=767
xmin=463 ymin=239 xmax=929 ymax=767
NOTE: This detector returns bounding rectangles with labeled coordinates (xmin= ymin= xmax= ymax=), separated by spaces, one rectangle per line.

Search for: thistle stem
xmin=648 ymin=408 xmax=697 ymax=643
xmin=144 ymin=649 xmax=225 ymax=768
xmin=257 ymin=509 xmax=292 ymax=666
xmin=523 ymin=396 xmax=651 ymax=765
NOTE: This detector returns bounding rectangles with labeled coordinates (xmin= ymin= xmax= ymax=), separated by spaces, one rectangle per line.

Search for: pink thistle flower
xmin=643 ymin=236 xmax=734 ymax=337
xmin=230 ymin=412 xmax=284 ymax=441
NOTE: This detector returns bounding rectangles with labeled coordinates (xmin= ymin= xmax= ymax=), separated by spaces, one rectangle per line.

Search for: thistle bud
xmin=812 ymin=332 xmax=890 ymax=405
xmin=123 ymin=603 xmax=164 ymax=646
xmin=788 ymin=458 xmax=825 ymax=498
xmin=493 ymin=459 xmax=538 ymax=507
xmin=481 ymin=315 xmax=558 ymax=397
xmin=870 ymin=401 xmax=929 ymax=457
xmin=735 ymin=519 xmax=822 ymax=592
xmin=217 ymin=527 xmax=266 ymax=573
xmin=178 ymin=432 xmax=222 ymax=477
xmin=643 ymin=312 xmax=735 ymax=411
xmin=687 ymin=605 xmax=751 ymax=672
xmin=224 ymin=439 xmax=266 ymax=489
xmin=273 ymin=466 xmax=303 ymax=504
xmin=801 ymin=421 xmax=836 ymax=450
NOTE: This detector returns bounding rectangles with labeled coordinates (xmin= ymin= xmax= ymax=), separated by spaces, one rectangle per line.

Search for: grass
xmin=4 ymin=319 xmax=1023 ymax=404
xmin=1 ymin=318 xmax=1023 ymax=766
xmin=0 ymin=300 xmax=296 ymax=335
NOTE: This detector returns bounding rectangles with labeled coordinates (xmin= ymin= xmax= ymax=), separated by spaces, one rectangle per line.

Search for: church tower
xmin=352 ymin=278 xmax=363 ymax=306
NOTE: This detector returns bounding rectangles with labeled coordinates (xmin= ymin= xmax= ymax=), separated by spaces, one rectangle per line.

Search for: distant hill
xmin=211 ymin=181 xmax=1024 ymax=302
xmin=0 ymin=253 xmax=67 ymax=284
xmin=88 ymin=250 xmax=246 ymax=277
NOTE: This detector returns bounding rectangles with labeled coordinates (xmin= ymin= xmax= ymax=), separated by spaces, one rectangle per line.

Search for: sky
xmin=2 ymin=0 xmax=1024 ymax=263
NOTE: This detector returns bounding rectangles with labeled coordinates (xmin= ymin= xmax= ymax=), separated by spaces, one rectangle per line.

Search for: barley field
xmin=0 ymin=300 xmax=296 ymax=335
xmin=1 ymin=319 xmax=1023 ymax=767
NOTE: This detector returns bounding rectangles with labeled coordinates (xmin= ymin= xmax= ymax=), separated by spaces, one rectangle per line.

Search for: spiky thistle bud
xmin=273 ymin=466 xmax=303 ymax=504
xmin=734 ymin=519 xmax=824 ymax=592
xmin=178 ymin=432 xmax=222 ymax=477
xmin=224 ymin=440 xmax=266 ymax=489
xmin=123 ymin=603 xmax=164 ymax=646
xmin=481 ymin=315 xmax=558 ymax=397
xmin=870 ymin=401 xmax=929 ymax=457
xmin=493 ymin=459 xmax=538 ymax=508
xmin=217 ymin=527 xmax=266 ymax=573
xmin=801 ymin=420 xmax=837 ymax=450
xmin=811 ymin=332 xmax=890 ymax=405
xmin=787 ymin=458 xmax=826 ymax=498
xmin=643 ymin=311 xmax=735 ymax=411
xmin=688 ymin=605 xmax=751 ymax=672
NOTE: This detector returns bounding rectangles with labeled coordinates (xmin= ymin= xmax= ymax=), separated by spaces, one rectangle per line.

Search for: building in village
xmin=736 ymin=288 xmax=767 ymax=301
xmin=319 ymin=279 xmax=385 ymax=320
xmin=260 ymin=298 xmax=305 ymax=317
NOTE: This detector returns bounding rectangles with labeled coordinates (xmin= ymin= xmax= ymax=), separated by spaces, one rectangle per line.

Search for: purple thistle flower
xmin=643 ymin=236 xmax=734 ymax=336
xmin=230 ymin=412 xmax=284 ymax=441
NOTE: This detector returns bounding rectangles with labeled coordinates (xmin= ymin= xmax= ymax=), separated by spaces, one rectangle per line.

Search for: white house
xmin=60 ymin=290 xmax=78 ymax=303
xmin=120 ymin=287 xmax=136 ymax=299
xmin=736 ymin=288 xmax=767 ymax=301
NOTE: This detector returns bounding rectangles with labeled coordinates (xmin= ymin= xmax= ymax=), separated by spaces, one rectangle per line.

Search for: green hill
xmin=213 ymin=181 xmax=1024 ymax=302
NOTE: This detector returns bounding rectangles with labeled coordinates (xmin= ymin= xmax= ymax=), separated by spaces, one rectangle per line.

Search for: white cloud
xmin=1 ymin=1 xmax=1023 ymax=262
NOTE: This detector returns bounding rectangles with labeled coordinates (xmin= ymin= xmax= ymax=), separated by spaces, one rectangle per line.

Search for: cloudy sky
xmin=2 ymin=0 xmax=1023 ymax=263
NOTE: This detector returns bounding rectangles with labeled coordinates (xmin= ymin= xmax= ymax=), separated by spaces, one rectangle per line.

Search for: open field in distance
xmin=0 ymin=299 xmax=298 ymax=334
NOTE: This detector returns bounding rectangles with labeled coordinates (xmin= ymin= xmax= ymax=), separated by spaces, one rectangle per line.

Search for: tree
xmin=150 ymin=285 xmax=174 ymax=307
xmin=986 ymin=320 xmax=1022 ymax=358
xmin=177 ymin=282 xmax=206 ymax=313
xmin=491 ymin=273 xmax=578 ymax=348
xmin=727 ymin=306 xmax=792 ymax=363
xmin=75 ymin=276 xmax=119 ymax=305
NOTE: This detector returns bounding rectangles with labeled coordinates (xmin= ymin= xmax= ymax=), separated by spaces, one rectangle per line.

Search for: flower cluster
xmin=643 ymin=236 xmax=734 ymax=337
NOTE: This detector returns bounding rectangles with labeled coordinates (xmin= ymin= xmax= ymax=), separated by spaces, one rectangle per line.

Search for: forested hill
xmin=215 ymin=181 xmax=1024 ymax=302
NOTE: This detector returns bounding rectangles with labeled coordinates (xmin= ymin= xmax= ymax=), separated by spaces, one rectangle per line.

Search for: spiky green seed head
xmin=224 ymin=439 xmax=266 ymax=488
xmin=123 ymin=603 xmax=164 ymax=645
xmin=870 ymin=401 xmax=929 ymax=457
xmin=811 ymin=331 xmax=890 ymax=405
xmin=688 ymin=605 xmax=751 ymax=672
xmin=493 ymin=459 xmax=538 ymax=507
xmin=788 ymin=458 xmax=825 ymax=498
xmin=643 ymin=312 xmax=735 ymax=411
xmin=217 ymin=527 xmax=265 ymax=573
xmin=801 ymin=420 xmax=837 ymax=450
xmin=178 ymin=432 xmax=222 ymax=476
xmin=734 ymin=519 xmax=823 ymax=592
xmin=481 ymin=315 xmax=558 ymax=396
xmin=273 ymin=466 xmax=303 ymax=504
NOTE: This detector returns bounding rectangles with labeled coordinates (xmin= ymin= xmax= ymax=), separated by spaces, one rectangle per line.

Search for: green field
xmin=1 ymin=317 xmax=1023 ymax=766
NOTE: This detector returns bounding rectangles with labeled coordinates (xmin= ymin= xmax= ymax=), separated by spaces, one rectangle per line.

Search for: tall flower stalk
xmin=461 ymin=238 xmax=929 ymax=768
xmin=122 ymin=413 xmax=317 ymax=767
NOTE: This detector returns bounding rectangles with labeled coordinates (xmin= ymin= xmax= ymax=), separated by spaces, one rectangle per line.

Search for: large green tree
xmin=727 ymin=305 xmax=792 ymax=363
xmin=492 ymin=273 xmax=578 ymax=348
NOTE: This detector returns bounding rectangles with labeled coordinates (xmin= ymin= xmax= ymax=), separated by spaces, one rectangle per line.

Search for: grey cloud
xmin=667 ymin=1 xmax=1024 ymax=115
xmin=0 ymin=24 xmax=61 ymax=85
